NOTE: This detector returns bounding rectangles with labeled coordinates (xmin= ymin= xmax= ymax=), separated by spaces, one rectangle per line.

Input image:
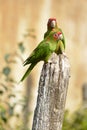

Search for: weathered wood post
xmin=32 ymin=53 xmax=70 ymax=130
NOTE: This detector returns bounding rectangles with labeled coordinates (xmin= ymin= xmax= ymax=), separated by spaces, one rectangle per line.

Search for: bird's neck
xmin=47 ymin=25 xmax=58 ymax=31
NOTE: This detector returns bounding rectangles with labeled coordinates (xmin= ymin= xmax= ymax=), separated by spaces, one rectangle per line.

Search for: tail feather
xmin=20 ymin=63 xmax=37 ymax=82
xmin=23 ymin=59 xmax=29 ymax=66
xmin=23 ymin=56 xmax=32 ymax=66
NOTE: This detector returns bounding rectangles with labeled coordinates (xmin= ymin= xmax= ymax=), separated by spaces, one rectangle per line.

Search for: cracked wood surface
xmin=32 ymin=53 xmax=70 ymax=130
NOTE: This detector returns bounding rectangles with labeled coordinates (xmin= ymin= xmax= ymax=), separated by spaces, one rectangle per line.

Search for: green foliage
xmin=4 ymin=54 xmax=10 ymax=63
xmin=18 ymin=42 xmax=25 ymax=53
xmin=0 ymin=90 xmax=4 ymax=95
xmin=62 ymin=110 xmax=72 ymax=130
xmin=0 ymin=106 xmax=7 ymax=123
xmin=2 ymin=66 xmax=11 ymax=77
xmin=62 ymin=109 xmax=87 ymax=130
xmin=0 ymin=28 xmax=36 ymax=130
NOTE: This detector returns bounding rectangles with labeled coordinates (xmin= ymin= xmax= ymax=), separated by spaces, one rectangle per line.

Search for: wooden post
xmin=32 ymin=53 xmax=70 ymax=130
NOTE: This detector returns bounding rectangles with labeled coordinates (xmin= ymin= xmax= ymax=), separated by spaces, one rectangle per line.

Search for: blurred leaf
xmin=8 ymin=94 xmax=16 ymax=98
xmin=0 ymin=113 xmax=7 ymax=123
xmin=0 ymin=90 xmax=3 ymax=95
xmin=5 ymin=77 xmax=17 ymax=84
xmin=28 ymin=34 xmax=36 ymax=39
xmin=4 ymin=53 xmax=17 ymax=64
xmin=0 ymin=83 xmax=8 ymax=91
xmin=8 ymin=103 xmax=17 ymax=116
xmin=16 ymin=114 xmax=20 ymax=118
xmin=24 ymin=28 xmax=35 ymax=37
xmin=24 ymin=33 xmax=36 ymax=39
xmin=2 ymin=67 xmax=11 ymax=76
xmin=0 ymin=125 xmax=5 ymax=130
xmin=28 ymin=28 xmax=35 ymax=32
xmin=4 ymin=54 xmax=10 ymax=63
xmin=0 ymin=106 xmax=7 ymax=123
xmin=8 ymin=106 xmax=14 ymax=116
xmin=63 ymin=109 xmax=87 ymax=130
xmin=18 ymin=42 xmax=25 ymax=53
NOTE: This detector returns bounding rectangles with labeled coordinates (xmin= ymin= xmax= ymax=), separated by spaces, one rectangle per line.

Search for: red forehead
xmin=58 ymin=32 xmax=62 ymax=35
xmin=48 ymin=18 xmax=56 ymax=22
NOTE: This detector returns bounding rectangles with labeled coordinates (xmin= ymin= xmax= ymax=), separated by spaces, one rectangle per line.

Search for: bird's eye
xmin=53 ymin=33 xmax=58 ymax=39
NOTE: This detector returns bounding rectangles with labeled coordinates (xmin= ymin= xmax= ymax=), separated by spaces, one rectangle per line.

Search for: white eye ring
xmin=53 ymin=33 xmax=58 ymax=39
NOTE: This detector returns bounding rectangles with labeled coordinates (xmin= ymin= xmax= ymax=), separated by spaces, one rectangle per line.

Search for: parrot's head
xmin=47 ymin=18 xmax=57 ymax=30
xmin=53 ymin=31 xmax=63 ymax=41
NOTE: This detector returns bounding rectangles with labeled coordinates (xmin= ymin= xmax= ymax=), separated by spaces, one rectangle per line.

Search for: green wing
xmin=23 ymin=41 xmax=52 ymax=66
xmin=44 ymin=30 xmax=50 ymax=39
xmin=58 ymin=28 xmax=65 ymax=49
xmin=55 ymin=40 xmax=65 ymax=54
xmin=21 ymin=41 xmax=54 ymax=82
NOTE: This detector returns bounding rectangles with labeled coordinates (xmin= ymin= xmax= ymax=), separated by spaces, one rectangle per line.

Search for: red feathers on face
xmin=53 ymin=32 xmax=62 ymax=40
xmin=58 ymin=32 xmax=62 ymax=35
xmin=48 ymin=18 xmax=56 ymax=22
xmin=47 ymin=18 xmax=56 ymax=27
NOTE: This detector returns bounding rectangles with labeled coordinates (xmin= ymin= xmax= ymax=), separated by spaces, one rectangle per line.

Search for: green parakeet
xmin=44 ymin=18 xmax=66 ymax=54
xmin=44 ymin=18 xmax=58 ymax=38
xmin=20 ymin=31 xmax=62 ymax=82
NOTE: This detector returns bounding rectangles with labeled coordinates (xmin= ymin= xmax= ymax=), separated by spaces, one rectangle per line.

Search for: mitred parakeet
xmin=20 ymin=31 xmax=62 ymax=82
xmin=44 ymin=18 xmax=66 ymax=55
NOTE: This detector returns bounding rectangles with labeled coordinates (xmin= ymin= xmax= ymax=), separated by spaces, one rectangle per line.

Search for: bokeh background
xmin=0 ymin=0 xmax=87 ymax=130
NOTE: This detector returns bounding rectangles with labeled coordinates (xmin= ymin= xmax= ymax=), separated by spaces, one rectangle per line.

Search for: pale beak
xmin=51 ymin=20 xmax=56 ymax=28
xmin=57 ymin=32 xmax=63 ymax=40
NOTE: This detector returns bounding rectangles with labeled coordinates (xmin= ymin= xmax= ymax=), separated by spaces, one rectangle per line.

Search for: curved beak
xmin=51 ymin=20 xmax=56 ymax=28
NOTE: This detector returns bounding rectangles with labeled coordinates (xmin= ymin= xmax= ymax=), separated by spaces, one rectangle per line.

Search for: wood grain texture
xmin=32 ymin=53 xmax=70 ymax=130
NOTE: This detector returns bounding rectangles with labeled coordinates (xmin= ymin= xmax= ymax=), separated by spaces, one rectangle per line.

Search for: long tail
xmin=20 ymin=63 xmax=37 ymax=82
